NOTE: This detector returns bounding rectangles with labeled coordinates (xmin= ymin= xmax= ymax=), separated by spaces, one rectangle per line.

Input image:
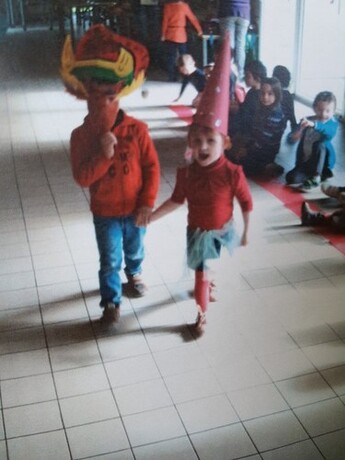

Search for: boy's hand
xmin=135 ymin=206 xmax=153 ymax=227
xmin=300 ymin=118 xmax=315 ymax=129
xmin=100 ymin=132 xmax=117 ymax=159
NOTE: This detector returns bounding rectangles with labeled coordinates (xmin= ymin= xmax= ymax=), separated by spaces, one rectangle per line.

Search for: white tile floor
xmin=0 ymin=28 xmax=345 ymax=460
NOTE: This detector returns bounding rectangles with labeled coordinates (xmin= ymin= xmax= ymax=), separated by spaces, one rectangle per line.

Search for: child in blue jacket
xmin=286 ymin=91 xmax=338 ymax=191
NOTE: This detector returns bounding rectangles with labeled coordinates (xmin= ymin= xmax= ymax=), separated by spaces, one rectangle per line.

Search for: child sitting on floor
xmin=272 ymin=65 xmax=298 ymax=134
xmin=286 ymin=91 xmax=338 ymax=191
xmin=301 ymin=183 xmax=345 ymax=231
xmin=230 ymin=77 xmax=286 ymax=178
xmin=239 ymin=59 xmax=267 ymax=136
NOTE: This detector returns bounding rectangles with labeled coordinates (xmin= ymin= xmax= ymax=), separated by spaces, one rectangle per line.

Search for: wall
xmin=259 ymin=0 xmax=345 ymax=116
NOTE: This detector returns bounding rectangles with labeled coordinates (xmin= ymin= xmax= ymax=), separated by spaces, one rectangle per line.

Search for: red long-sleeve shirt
xmin=171 ymin=155 xmax=253 ymax=230
xmin=161 ymin=2 xmax=202 ymax=43
xmin=70 ymin=110 xmax=160 ymax=217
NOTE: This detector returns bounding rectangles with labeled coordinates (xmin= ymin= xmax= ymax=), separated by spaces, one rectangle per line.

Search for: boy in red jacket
xmin=61 ymin=25 xmax=160 ymax=323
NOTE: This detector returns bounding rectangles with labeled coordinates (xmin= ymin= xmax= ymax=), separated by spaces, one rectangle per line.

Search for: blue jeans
xmin=93 ymin=215 xmax=146 ymax=306
xmin=219 ymin=16 xmax=249 ymax=79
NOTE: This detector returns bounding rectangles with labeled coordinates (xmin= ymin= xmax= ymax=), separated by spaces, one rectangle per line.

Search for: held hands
xmin=135 ymin=206 xmax=153 ymax=227
xmin=100 ymin=132 xmax=117 ymax=159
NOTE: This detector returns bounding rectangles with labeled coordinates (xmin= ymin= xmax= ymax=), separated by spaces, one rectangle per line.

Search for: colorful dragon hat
xmin=193 ymin=33 xmax=231 ymax=136
xmin=61 ymin=24 xmax=149 ymax=99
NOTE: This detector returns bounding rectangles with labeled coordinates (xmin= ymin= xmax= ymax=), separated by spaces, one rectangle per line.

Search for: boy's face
xmin=188 ymin=126 xmax=225 ymax=167
xmin=314 ymin=100 xmax=335 ymax=122
xmin=260 ymin=83 xmax=275 ymax=107
xmin=86 ymin=82 xmax=119 ymax=131
xmin=244 ymin=71 xmax=259 ymax=89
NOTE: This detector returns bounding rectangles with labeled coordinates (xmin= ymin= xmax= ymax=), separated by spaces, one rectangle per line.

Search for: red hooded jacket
xmin=70 ymin=110 xmax=160 ymax=217
xmin=161 ymin=1 xmax=202 ymax=43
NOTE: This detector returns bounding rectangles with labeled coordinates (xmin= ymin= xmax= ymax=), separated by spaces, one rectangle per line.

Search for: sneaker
xmin=299 ymin=176 xmax=321 ymax=192
xmin=127 ymin=274 xmax=147 ymax=297
xmin=321 ymin=183 xmax=345 ymax=202
xmin=301 ymin=202 xmax=325 ymax=226
xmin=101 ymin=302 xmax=120 ymax=323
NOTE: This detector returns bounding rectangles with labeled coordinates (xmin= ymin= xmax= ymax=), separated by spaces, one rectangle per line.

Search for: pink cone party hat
xmin=193 ymin=34 xmax=231 ymax=136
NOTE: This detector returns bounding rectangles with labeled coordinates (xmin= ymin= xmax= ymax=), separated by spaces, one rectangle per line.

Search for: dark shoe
xmin=264 ymin=162 xmax=284 ymax=178
xmin=301 ymin=202 xmax=325 ymax=226
xmin=321 ymin=167 xmax=334 ymax=181
xmin=101 ymin=302 xmax=120 ymax=323
xmin=127 ymin=274 xmax=147 ymax=297
xmin=285 ymin=168 xmax=302 ymax=186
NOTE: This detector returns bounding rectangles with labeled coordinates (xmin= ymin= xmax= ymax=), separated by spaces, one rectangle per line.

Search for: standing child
xmin=233 ymin=77 xmax=286 ymax=177
xmin=161 ymin=0 xmax=203 ymax=82
xmin=272 ymin=65 xmax=298 ymax=133
xmin=285 ymin=91 xmax=338 ymax=191
xmin=151 ymin=35 xmax=253 ymax=334
xmin=61 ymin=25 xmax=160 ymax=323
xmin=173 ymin=54 xmax=206 ymax=107
xmin=217 ymin=0 xmax=251 ymax=81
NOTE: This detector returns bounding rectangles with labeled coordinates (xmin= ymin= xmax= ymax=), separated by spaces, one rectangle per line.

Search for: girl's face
xmin=260 ymin=83 xmax=276 ymax=107
xmin=188 ymin=127 xmax=224 ymax=167
xmin=314 ymin=101 xmax=335 ymax=122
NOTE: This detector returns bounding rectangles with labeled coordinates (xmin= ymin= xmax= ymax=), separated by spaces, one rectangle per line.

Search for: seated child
xmin=230 ymin=77 xmax=286 ymax=178
xmin=285 ymin=91 xmax=338 ymax=191
xmin=272 ymin=65 xmax=298 ymax=133
xmin=301 ymin=183 xmax=345 ymax=231
xmin=238 ymin=59 xmax=267 ymax=136
xmin=173 ymin=54 xmax=206 ymax=107
xmin=228 ymin=60 xmax=246 ymax=137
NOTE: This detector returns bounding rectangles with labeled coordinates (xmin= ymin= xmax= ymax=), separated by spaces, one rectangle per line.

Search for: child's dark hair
xmin=272 ymin=65 xmax=291 ymax=89
xmin=260 ymin=77 xmax=282 ymax=106
xmin=244 ymin=60 xmax=267 ymax=82
xmin=313 ymin=91 xmax=337 ymax=110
